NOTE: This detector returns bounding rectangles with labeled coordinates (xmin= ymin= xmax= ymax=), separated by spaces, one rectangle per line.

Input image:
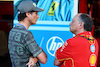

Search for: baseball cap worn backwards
xmin=18 ymin=1 xmax=44 ymax=13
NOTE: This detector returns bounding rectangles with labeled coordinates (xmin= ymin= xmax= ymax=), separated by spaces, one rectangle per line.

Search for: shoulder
xmin=67 ymin=36 xmax=87 ymax=46
xmin=68 ymin=36 xmax=84 ymax=42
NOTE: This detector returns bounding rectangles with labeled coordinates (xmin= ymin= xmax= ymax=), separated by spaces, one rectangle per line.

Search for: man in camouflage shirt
xmin=8 ymin=1 xmax=47 ymax=67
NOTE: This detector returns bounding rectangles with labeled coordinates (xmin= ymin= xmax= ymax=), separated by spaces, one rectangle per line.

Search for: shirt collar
xmin=16 ymin=23 xmax=27 ymax=30
xmin=75 ymin=31 xmax=92 ymax=37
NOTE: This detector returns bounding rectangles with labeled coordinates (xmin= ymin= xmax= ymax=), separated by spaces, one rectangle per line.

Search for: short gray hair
xmin=77 ymin=13 xmax=93 ymax=31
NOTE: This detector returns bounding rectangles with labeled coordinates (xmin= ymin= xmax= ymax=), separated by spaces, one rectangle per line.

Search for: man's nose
xmin=37 ymin=14 xmax=39 ymax=18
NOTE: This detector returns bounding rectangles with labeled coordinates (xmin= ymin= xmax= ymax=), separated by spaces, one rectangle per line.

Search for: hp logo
xmin=46 ymin=36 xmax=64 ymax=56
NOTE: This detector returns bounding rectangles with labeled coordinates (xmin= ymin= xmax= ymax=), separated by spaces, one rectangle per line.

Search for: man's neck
xmin=19 ymin=21 xmax=31 ymax=29
xmin=75 ymin=30 xmax=86 ymax=35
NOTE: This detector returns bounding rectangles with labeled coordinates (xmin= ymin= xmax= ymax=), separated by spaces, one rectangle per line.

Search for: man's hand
xmin=26 ymin=56 xmax=38 ymax=67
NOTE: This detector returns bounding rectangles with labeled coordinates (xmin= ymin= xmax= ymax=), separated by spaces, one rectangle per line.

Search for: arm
xmin=26 ymin=49 xmax=47 ymax=66
xmin=25 ymin=33 xmax=47 ymax=66
xmin=36 ymin=49 xmax=47 ymax=64
xmin=54 ymin=57 xmax=61 ymax=66
xmin=26 ymin=56 xmax=38 ymax=66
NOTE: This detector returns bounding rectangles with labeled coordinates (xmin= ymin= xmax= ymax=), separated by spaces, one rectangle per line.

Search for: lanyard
xmin=17 ymin=24 xmax=27 ymax=30
xmin=75 ymin=35 xmax=95 ymax=41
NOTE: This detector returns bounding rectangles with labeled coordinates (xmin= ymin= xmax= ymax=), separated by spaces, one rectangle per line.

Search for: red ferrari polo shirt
xmin=56 ymin=32 xmax=99 ymax=67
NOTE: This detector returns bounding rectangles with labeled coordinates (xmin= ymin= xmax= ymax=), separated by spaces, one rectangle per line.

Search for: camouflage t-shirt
xmin=8 ymin=24 xmax=42 ymax=67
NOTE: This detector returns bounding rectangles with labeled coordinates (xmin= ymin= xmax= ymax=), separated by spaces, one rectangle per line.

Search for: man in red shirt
xmin=54 ymin=13 xmax=99 ymax=67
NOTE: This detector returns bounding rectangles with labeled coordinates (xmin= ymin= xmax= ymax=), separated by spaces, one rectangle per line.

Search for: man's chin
xmin=31 ymin=23 xmax=36 ymax=25
xmin=70 ymin=30 xmax=73 ymax=33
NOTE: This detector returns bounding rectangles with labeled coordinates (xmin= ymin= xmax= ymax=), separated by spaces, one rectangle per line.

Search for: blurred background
xmin=0 ymin=0 xmax=100 ymax=67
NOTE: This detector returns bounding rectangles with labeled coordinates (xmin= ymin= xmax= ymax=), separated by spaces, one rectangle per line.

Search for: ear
xmin=79 ymin=22 xmax=84 ymax=29
xmin=26 ymin=12 xmax=30 ymax=17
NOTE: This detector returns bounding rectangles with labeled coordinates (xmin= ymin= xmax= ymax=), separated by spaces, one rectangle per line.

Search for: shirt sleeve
xmin=56 ymin=40 xmax=72 ymax=63
xmin=25 ymin=31 xmax=42 ymax=57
